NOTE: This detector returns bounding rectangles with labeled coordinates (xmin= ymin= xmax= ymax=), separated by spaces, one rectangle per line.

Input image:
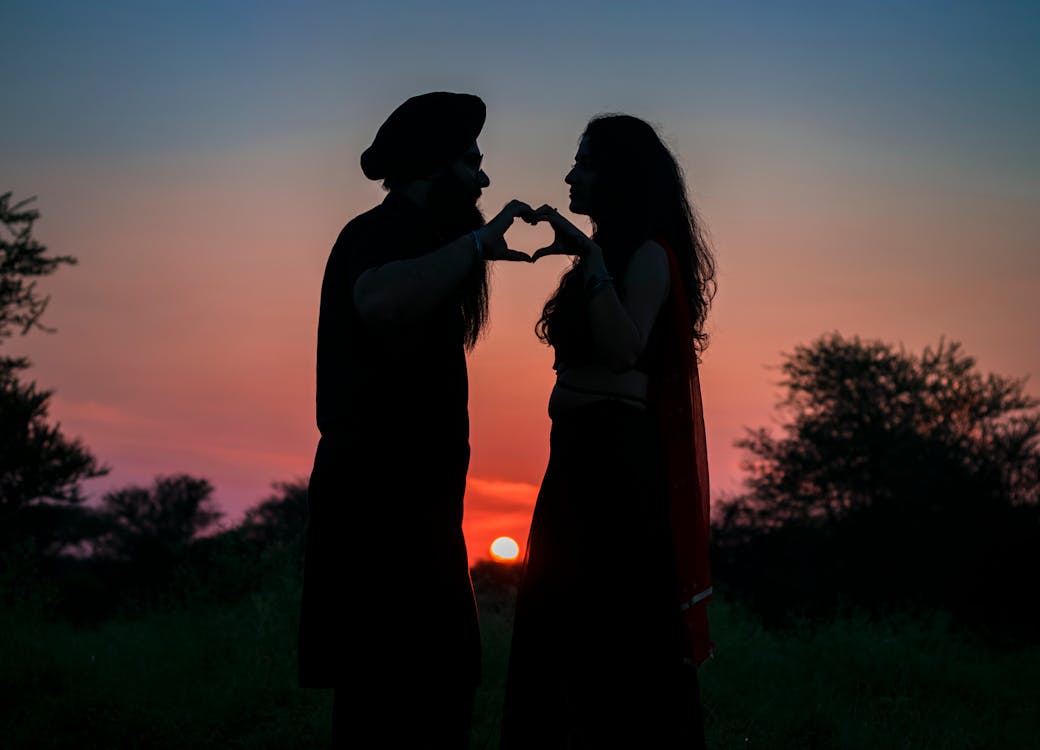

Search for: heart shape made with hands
xmin=524 ymin=204 xmax=593 ymax=262
xmin=497 ymin=215 xmax=554 ymax=262
xmin=483 ymin=201 xmax=592 ymax=263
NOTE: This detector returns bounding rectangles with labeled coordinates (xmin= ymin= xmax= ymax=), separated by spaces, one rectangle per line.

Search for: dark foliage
xmin=0 ymin=192 xmax=77 ymax=339
xmin=0 ymin=193 xmax=108 ymax=565
xmin=471 ymin=558 xmax=522 ymax=616
xmin=714 ymin=334 xmax=1040 ymax=641
xmin=96 ymin=474 xmax=223 ymax=564
xmin=0 ymin=360 xmax=109 ymax=544
xmin=36 ymin=478 xmax=308 ymax=624
xmin=238 ymin=478 xmax=309 ymax=551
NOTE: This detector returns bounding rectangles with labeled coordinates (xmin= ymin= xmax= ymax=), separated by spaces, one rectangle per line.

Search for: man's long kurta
xmin=298 ymin=191 xmax=479 ymax=688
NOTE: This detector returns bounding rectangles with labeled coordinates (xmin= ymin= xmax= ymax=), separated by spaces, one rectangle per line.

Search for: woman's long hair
xmin=535 ymin=115 xmax=716 ymax=359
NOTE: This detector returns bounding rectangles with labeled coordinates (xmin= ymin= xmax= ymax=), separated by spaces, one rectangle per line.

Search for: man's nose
xmin=478 ymin=169 xmax=490 ymax=188
xmin=564 ymin=169 xmax=576 ymax=185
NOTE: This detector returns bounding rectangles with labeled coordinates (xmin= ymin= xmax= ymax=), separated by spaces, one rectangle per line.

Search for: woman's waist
xmin=549 ymin=368 xmax=649 ymax=419
xmin=555 ymin=363 xmax=649 ymax=393
xmin=548 ymin=390 xmax=654 ymax=435
xmin=546 ymin=397 xmax=660 ymax=467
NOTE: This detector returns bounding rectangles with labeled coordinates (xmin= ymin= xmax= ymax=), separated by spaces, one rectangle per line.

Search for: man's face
xmin=429 ymin=142 xmax=490 ymax=344
xmin=426 ymin=142 xmax=488 ymax=236
xmin=448 ymin=142 xmax=490 ymax=202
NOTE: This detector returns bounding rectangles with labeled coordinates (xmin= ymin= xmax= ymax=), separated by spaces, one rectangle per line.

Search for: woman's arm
xmin=582 ymin=240 xmax=670 ymax=372
xmin=529 ymin=205 xmax=670 ymax=372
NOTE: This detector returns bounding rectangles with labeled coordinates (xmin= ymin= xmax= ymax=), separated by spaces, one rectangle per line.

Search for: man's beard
xmin=426 ymin=171 xmax=488 ymax=351
xmin=426 ymin=171 xmax=486 ymax=237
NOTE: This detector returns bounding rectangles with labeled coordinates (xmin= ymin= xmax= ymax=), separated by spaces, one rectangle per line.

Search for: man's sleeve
xmin=338 ymin=214 xmax=415 ymax=297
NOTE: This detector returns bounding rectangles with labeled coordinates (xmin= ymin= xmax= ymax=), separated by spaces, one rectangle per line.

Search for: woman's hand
xmin=528 ymin=205 xmax=600 ymax=262
xmin=475 ymin=200 xmax=535 ymax=262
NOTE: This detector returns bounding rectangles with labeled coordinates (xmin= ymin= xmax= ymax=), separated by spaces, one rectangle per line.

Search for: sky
xmin=4 ymin=1 xmax=1039 ymax=563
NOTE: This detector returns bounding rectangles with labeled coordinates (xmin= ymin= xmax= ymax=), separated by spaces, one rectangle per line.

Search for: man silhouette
xmin=297 ymin=92 xmax=531 ymax=748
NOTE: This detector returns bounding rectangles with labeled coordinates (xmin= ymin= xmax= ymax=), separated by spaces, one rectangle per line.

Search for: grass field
xmin=2 ymin=571 xmax=1037 ymax=749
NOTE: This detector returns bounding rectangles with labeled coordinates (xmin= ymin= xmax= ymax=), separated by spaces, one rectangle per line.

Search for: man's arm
xmin=353 ymin=233 xmax=477 ymax=330
xmin=353 ymin=200 xmax=532 ymax=331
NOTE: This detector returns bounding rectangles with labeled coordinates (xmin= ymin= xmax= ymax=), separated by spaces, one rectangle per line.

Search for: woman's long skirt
xmin=501 ymin=400 xmax=706 ymax=749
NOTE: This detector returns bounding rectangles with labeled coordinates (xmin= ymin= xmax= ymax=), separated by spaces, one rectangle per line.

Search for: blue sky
xmin=7 ymin=1 xmax=1038 ymax=171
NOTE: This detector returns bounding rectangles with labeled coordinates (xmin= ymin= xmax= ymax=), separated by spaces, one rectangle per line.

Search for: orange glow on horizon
xmin=490 ymin=536 xmax=521 ymax=562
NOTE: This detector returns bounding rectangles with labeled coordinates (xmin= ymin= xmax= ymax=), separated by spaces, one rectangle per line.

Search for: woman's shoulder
xmin=622 ymin=238 xmax=670 ymax=288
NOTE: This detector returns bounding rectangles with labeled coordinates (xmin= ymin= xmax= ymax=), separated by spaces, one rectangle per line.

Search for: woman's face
xmin=565 ymin=136 xmax=596 ymax=216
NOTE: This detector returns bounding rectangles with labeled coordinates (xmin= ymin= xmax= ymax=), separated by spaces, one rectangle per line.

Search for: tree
xmin=238 ymin=478 xmax=308 ymax=549
xmin=715 ymin=334 xmax=1040 ymax=637
xmin=96 ymin=474 xmax=222 ymax=564
xmin=734 ymin=334 xmax=1039 ymax=526
xmin=0 ymin=192 xmax=108 ymax=558
xmin=174 ymin=479 xmax=310 ymax=601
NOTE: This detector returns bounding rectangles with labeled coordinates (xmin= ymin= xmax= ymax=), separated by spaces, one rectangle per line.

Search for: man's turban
xmin=360 ymin=92 xmax=486 ymax=182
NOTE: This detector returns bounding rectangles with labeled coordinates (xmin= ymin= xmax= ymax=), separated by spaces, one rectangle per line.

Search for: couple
xmin=298 ymin=92 xmax=716 ymax=749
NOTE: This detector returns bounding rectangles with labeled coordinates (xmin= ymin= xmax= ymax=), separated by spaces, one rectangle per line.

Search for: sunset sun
xmin=490 ymin=536 xmax=520 ymax=562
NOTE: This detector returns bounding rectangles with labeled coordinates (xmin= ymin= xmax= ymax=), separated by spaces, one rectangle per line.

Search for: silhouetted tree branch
xmin=0 ymin=192 xmax=77 ymax=340
xmin=0 ymin=193 xmax=107 ymax=559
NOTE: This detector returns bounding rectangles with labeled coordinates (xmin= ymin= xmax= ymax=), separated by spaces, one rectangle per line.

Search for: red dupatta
xmin=648 ymin=238 xmax=715 ymax=666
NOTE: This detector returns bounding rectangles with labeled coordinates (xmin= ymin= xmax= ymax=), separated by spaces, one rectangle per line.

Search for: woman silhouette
xmin=502 ymin=114 xmax=716 ymax=748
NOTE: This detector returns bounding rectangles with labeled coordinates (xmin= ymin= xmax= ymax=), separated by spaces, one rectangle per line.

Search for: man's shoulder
xmin=333 ymin=200 xmax=395 ymax=249
xmin=323 ymin=196 xmax=423 ymax=289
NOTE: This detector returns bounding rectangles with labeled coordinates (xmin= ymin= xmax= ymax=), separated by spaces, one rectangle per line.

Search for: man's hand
xmin=475 ymin=200 xmax=535 ymax=262
xmin=528 ymin=205 xmax=599 ymax=261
